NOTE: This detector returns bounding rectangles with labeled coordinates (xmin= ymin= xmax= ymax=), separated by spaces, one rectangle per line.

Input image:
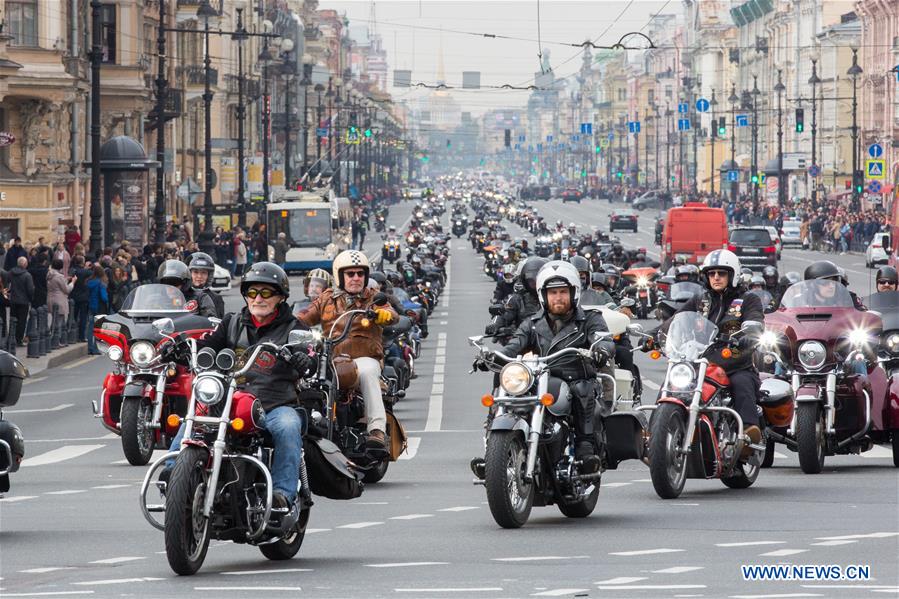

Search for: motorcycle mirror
xmin=288 ymin=329 xmax=317 ymax=346
xmin=152 ymin=317 xmax=175 ymax=335
xmin=372 ymin=292 xmax=389 ymax=306
xmin=619 ymin=298 xmax=636 ymax=308
xmin=627 ymin=323 xmax=644 ymax=336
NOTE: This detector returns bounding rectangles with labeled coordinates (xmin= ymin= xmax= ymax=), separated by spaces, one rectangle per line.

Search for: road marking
xmin=630 ymin=478 xmax=652 ymax=482
xmin=44 ymin=490 xmax=87 ymax=495
xmin=594 ymin=577 xmax=648 ymax=584
xmin=643 ymin=380 xmax=661 ymax=390
xmin=20 ymin=386 xmax=96 ymax=397
xmin=194 ymin=588 xmax=302 ymax=592
xmin=5 ymin=403 xmax=74 ymax=413
xmin=87 ymin=557 xmax=146 ymax=565
xmin=860 ymin=445 xmax=894 ymax=459
xmin=0 ymin=495 xmax=38 ymax=503
xmin=72 ymin=578 xmax=162 ymax=586
xmin=30 ymin=434 xmax=117 ymax=443
xmin=221 ymin=568 xmax=312 ymax=575
xmin=609 ymin=548 xmax=685 ymax=556
xmin=652 ymin=566 xmax=704 ymax=574
xmin=494 ymin=556 xmax=589 ymax=562
xmin=305 ymin=528 xmax=330 ymax=534
xmin=810 ymin=540 xmax=858 ymax=546
xmin=0 ymin=593 xmax=95 ymax=597
xmin=799 ymin=585 xmax=899 ymax=590
xmin=366 ymin=562 xmax=448 ymax=568
xmin=602 ymin=482 xmax=632 ymax=488
xmin=18 ymin=567 xmax=78 ymax=574
xmin=716 ymin=541 xmax=786 ymax=547
xmin=437 ymin=506 xmax=479 ymax=512
xmin=91 ymin=484 xmax=130 ymax=490
xmin=425 ymin=333 xmax=446 ymax=433
xmin=399 ymin=436 xmax=421 ymax=460
xmin=774 ymin=451 xmax=789 ymax=459
xmin=396 ymin=589 xmax=502 ymax=593
xmin=731 ymin=594 xmax=824 ymax=598
xmin=759 ymin=549 xmax=808 ymax=557
xmin=336 ymin=521 xmax=383 ymax=529
xmin=110 ymin=450 xmax=168 ymax=465
xmin=595 ymin=585 xmax=706 ymax=591
xmin=434 ymin=355 xmax=446 ymax=365
xmin=433 ymin=374 xmax=444 ymax=384
xmin=23 ymin=376 xmax=47 ymax=386
xmin=389 ymin=513 xmax=433 ymax=520
xmin=21 ymin=445 xmax=105 ymax=468
xmin=532 ymin=589 xmax=591 ymax=597
xmin=435 ymin=347 xmax=446 ymax=357
xmin=62 ymin=356 xmax=99 ymax=370
xmin=814 ymin=532 xmax=898 ymax=540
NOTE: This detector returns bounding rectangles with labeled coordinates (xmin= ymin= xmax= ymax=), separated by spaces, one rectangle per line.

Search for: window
xmin=100 ymin=4 xmax=117 ymax=63
xmin=6 ymin=0 xmax=38 ymax=47
xmin=618 ymin=88 xmax=625 ymax=101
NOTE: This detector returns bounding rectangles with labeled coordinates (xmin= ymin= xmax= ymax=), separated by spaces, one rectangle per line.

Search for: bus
xmin=266 ymin=188 xmax=353 ymax=273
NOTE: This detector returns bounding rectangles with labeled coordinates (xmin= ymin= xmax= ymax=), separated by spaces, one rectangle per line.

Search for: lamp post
xmin=281 ymin=51 xmax=295 ymax=189
xmin=751 ymin=75 xmax=760 ymax=209
xmin=88 ymin=0 xmax=102 ymax=254
xmin=774 ymin=69 xmax=785 ymax=207
xmin=710 ymin=88 xmax=717 ymax=196
xmin=728 ymin=83 xmax=738 ymax=204
xmin=809 ymin=58 xmax=821 ymax=205
xmin=633 ymin=110 xmax=640 ymax=189
xmin=258 ymin=43 xmax=273 ymax=206
xmin=848 ymin=48 xmax=863 ymax=210
xmin=666 ymin=103 xmax=672 ymax=194
xmin=315 ymin=83 xmax=325 ymax=167
xmin=653 ymin=103 xmax=660 ymax=189
xmin=232 ymin=8 xmax=248 ymax=227
xmin=300 ymin=58 xmax=311 ymax=180
xmin=198 ymin=0 xmax=217 ymax=245
xmin=152 ymin=0 xmax=168 ymax=244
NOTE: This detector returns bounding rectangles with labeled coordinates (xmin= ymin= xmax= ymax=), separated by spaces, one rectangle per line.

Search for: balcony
xmin=176 ymin=65 xmax=218 ymax=88
xmin=176 ymin=0 xmax=222 ymax=24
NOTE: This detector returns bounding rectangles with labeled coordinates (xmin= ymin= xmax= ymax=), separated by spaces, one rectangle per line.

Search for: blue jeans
xmin=167 ymin=405 xmax=304 ymax=503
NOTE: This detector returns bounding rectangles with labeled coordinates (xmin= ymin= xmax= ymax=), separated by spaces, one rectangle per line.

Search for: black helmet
xmin=762 ymin=265 xmax=778 ymax=286
xmin=876 ymin=266 xmax=898 ymax=285
xmin=590 ymin=272 xmax=609 ymax=289
xmin=569 ymin=255 xmax=590 ymax=275
xmin=188 ymin=252 xmax=216 ymax=273
xmin=370 ymin=271 xmax=388 ymax=286
xmin=520 ymin=256 xmax=549 ymax=290
xmin=240 ymin=261 xmax=290 ymax=298
xmin=804 ymin=260 xmax=841 ymax=281
xmin=0 ymin=419 xmax=25 ymax=474
xmin=158 ymin=259 xmax=190 ymax=289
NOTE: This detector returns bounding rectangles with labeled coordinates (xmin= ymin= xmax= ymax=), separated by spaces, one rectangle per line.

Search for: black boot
xmin=575 ymin=440 xmax=601 ymax=474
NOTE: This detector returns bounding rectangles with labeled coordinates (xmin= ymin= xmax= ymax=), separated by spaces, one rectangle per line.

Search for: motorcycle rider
xmin=492 ymin=263 xmax=517 ymax=303
xmin=803 ymin=260 xmax=866 ymax=310
xmin=589 ymin=273 xmax=616 ymax=306
xmin=674 ymin=264 xmax=700 ymax=284
xmin=875 ymin=266 xmax=898 ymax=292
xmin=494 ymin=261 xmax=616 ymax=472
xmin=603 ymin=264 xmax=624 ymax=297
xmin=486 ymin=256 xmax=548 ymax=337
xmin=660 ymin=249 xmax=765 ymax=456
xmin=571 ymin=255 xmax=604 ymax=307
xmin=296 ymin=250 xmax=398 ymax=453
xmin=157 ymin=259 xmax=217 ymax=317
xmin=187 ymin=252 xmax=224 ymax=318
xmin=292 ymin=268 xmax=333 ymax=315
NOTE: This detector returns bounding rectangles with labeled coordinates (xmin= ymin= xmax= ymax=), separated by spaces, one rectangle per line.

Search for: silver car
xmin=780 ymin=219 xmax=803 ymax=247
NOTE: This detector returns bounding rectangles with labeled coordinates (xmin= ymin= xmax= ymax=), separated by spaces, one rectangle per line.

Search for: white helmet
xmin=332 ymin=250 xmax=370 ymax=289
xmin=536 ymin=260 xmax=581 ymax=309
xmin=700 ymin=249 xmax=741 ymax=288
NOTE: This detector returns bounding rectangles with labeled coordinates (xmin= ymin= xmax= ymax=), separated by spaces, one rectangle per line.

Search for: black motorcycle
xmin=0 ymin=350 xmax=27 ymax=494
xmin=452 ymin=219 xmax=467 ymax=238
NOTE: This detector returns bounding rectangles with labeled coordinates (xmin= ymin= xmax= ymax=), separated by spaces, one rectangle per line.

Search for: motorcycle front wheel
xmin=796 ymin=402 xmax=826 ymax=474
xmin=260 ymin=505 xmax=310 ymax=561
xmin=484 ymin=431 xmax=534 ymax=528
xmin=648 ymin=402 xmax=688 ymax=499
xmin=362 ymin=459 xmax=389 ymax=483
xmin=120 ymin=397 xmax=156 ymax=466
xmin=164 ymin=446 xmax=211 ymax=575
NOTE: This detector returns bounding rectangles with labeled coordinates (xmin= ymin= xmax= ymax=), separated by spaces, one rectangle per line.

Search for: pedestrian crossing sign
xmin=866 ymin=159 xmax=886 ymax=180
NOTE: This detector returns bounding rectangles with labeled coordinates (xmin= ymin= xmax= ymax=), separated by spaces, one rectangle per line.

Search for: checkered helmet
xmin=333 ymin=250 xmax=370 ymax=289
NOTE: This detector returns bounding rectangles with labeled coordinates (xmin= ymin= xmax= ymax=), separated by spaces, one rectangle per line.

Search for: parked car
xmin=728 ymin=226 xmax=778 ymax=269
xmin=211 ymin=264 xmax=232 ymax=291
xmin=610 ymin=208 xmax=638 ymax=233
xmin=780 ymin=218 xmax=803 ymax=247
xmin=866 ymin=231 xmax=892 ymax=268
xmin=763 ymin=226 xmax=783 ymax=259
xmin=561 ymin=188 xmax=583 ymax=203
xmin=633 ymin=190 xmax=662 ymax=211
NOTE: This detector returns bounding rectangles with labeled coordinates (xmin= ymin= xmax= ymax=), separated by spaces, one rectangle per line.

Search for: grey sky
xmin=323 ymin=0 xmax=674 ymax=114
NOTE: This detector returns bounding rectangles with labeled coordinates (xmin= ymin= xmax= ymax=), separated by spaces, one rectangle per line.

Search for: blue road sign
xmin=808 ymin=164 xmax=821 ymax=178
xmin=868 ymin=143 xmax=883 ymax=159
xmin=868 ymin=181 xmax=882 ymax=194
xmin=608 ymin=133 xmax=614 ymax=141
xmin=537 ymin=143 xmax=543 ymax=152
xmin=580 ymin=123 xmax=593 ymax=135
xmin=727 ymin=170 xmax=739 ymax=182
xmin=677 ymin=118 xmax=691 ymax=131
xmin=518 ymin=135 xmax=526 ymax=142
xmin=696 ymin=98 xmax=710 ymax=113
xmin=627 ymin=121 xmax=641 ymax=133
xmin=546 ymin=135 xmax=553 ymax=142
xmin=678 ymin=103 xmax=689 ymax=114
xmin=316 ymin=127 xmax=328 ymax=137
xmin=736 ymin=114 xmax=749 ymax=127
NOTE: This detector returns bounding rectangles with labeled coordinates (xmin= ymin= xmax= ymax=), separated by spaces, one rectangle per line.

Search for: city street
xmin=1 ymin=198 xmax=896 ymax=599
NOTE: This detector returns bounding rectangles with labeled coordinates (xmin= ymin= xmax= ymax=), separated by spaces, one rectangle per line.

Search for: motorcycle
xmin=469 ymin=335 xmax=645 ymax=528
xmin=140 ymin=323 xmax=323 ymax=575
xmin=382 ymin=237 xmax=401 ymax=263
xmin=868 ymin=289 xmax=899 ymax=465
xmin=621 ymin=267 xmax=659 ymax=320
xmin=759 ymin=280 xmax=892 ymax=473
xmin=0 ymin=350 xmax=27 ymax=494
xmin=452 ymin=219 xmax=467 ymax=238
xmin=92 ymin=285 xmax=215 ymax=465
xmin=637 ymin=312 xmax=768 ymax=498
xmin=655 ymin=281 xmax=704 ymax=322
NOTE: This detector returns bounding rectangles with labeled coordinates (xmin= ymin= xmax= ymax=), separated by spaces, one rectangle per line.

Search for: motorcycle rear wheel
xmin=557 ymin=484 xmax=599 ymax=518
xmin=648 ymin=403 xmax=688 ymax=499
xmin=796 ymin=403 xmax=825 ymax=474
xmin=485 ymin=431 xmax=534 ymax=528
xmin=260 ymin=505 xmax=310 ymax=561
xmin=164 ymin=446 xmax=211 ymax=575
xmin=362 ymin=459 xmax=389 ymax=483
xmin=121 ymin=397 xmax=155 ymax=466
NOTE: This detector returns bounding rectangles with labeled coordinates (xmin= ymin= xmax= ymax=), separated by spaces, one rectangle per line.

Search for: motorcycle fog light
xmin=107 ymin=345 xmax=124 ymax=362
xmin=194 ymin=376 xmax=224 ymax=406
xmin=798 ymin=340 xmax=826 ymax=371
xmin=637 ymin=276 xmax=649 ymax=287
xmin=129 ymin=341 xmax=156 ymax=367
xmin=499 ymin=363 xmax=533 ymax=396
xmin=668 ymin=363 xmax=695 ymax=390
xmin=887 ymin=333 xmax=899 ymax=354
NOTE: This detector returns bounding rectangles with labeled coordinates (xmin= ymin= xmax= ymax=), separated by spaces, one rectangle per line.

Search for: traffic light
xmin=446 ymin=139 xmax=451 ymax=148
xmin=853 ymin=169 xmax=864 ymax=194
xmin=364 ymin=128 xmax=372 ymax=137
xmin=795 ymin=108 xmax=805 ymax=133
xmin=718 ymin=117 xmax=727 ymax=137
xmin=504 ymin=129 xmax=511 ymax=147
xmin=751 ymin=173 xmax=759 ymax=184
xmin=595 ymin=145 xmax=601 ymax=153
xmin=616 ymin=170 xmax=623 ymax=179
xmin=710 ymin=119 xmax=717 ymax=139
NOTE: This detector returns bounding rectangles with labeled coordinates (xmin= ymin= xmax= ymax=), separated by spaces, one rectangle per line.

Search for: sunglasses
xmin=344 ymin=270 xmax=366 ymax=279
xmin=878 ymin=280 xmax=896 ymax=286
xmin=706 ymin=270 xmax=729 ymax=278
xmin=244 ymin=287 xmax=279 ymax=299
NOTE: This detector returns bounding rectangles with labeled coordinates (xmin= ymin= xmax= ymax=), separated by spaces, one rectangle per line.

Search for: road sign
xmin=727 ymin=170 xmax=739 ymax=182
xmin=866 ymin=159 xmax=886 ymax=180
xmin=600 ymin=139 xmax=609 ymax=149
xmin=580 ymin=123 xmax=593 ymax=135
xmin=677 ymin=103 xmax=688 ymax=114
xmin=868 ymin=181 xmax=882 ymax=193
xmin=736 ymin=114 xmax=749 ymax=127
xmin=808 ymin=164 xmax=821 ymax=178
xmin=677 ymin=118 xmax=691 ymax=131
xmin=514 ymin=144 xmax=520 ymax=150
xmin=607 ymin=133 xmax=614 ymax=141
xmin=867 ymin=143 xmax=883 ymax=159
xmin=696 ymin=98 xmax=710 ymax=113
xmin=537 ymin=143 xmax=543 ymax=152
xmin=316 ymin=127 xmax=328 ymax=138
xmin=518 ymin=135 xmax=526 ymax=142
xmin=546 ymin=135 xmax=553 ymax=142
xmin=627 ymin=121 xmax=641 ymax=133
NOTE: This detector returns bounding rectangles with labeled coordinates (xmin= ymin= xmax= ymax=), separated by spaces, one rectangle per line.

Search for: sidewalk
xmin=6 ymin=342 xmax=89 ymax=378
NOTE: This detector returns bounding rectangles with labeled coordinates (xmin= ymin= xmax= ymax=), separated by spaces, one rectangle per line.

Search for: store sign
xmin=0 ymin=132 xmax=16 ymax=147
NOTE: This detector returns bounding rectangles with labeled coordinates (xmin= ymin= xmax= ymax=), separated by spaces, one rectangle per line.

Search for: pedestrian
xmin=5 ymin=256 xmax=34 ymax=345
xmin=47 ymin=258 xmax=74 ymax=334
xmin=52 ymin=241 xmax=71 ymax=277
xmin=234 ymin=232 xmax=248 ymax=276
xmin=70 ymin=255 xmax=91 ymax=342
xmin=274 ymin=232 xmax=289 ymax=267
xmin=253 ymin=224 xmax=269 ymax=265
xmin=28 ymin=253 xmax=49 ymax=314
xmin=64 ymin=225 xmax=81 ymax=256
xmin=3 ymin=237 xmax=27 ymax=272
xmin=86 ymin=264 xmax=109 ymax=355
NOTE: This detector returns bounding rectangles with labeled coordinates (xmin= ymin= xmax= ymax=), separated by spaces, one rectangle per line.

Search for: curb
xmin=14 ymin=343 xmax=90 ymax=377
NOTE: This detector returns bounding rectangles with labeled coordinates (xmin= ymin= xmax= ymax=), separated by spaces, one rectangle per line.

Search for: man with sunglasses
xmin=297 ymin=250 xmax=398 ymax=453
xmin=876 ymin=266 xmax=897 ymax=293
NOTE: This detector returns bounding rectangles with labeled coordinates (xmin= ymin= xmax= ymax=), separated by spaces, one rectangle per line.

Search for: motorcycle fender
xmin=181 ymin=439 xmax=210 ymax=452
xmin=888 ymin=376 xmax=899 ymax=430
xmin=656 ymin=397 xmax=688 ymax=410
xmin=795 ymin=384 xmax=822 ymax=403
xmin=123 ymin=382 xmax=151 ymax=400
xmin=489 ymin=413 xmax=530 ymax=442
xmin=603 ymin=411 xmax=646 ymax=467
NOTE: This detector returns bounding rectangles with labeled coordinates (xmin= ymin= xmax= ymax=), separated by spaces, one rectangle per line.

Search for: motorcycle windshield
xmin=663 ymin=311 xmax=719 ymax=361
xmin=668 ymin=282 xmax=703 ymax=302
xmin=867 ymin=291 xmax=899 ymax=331
xmin=749 ymin=289 xmax=773 ymax=306
xmin=119 ymin=284 xmax=189 ymax=314
xmin=779 ymin=280 xmax=854 ymax=309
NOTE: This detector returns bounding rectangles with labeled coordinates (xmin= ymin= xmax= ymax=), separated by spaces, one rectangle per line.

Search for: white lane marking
xmin=365 ymin=562 xmax=448 ymax=568
xmin=439 ymin=321 xmax=448 ymax=325
xmin=305 ymin=528 xmax=330 ymax=534
xmin=774 ymin=451 xmax=789 ymax=459
xmin=44 ymin=490 xmax=87 ymax=495
xmin=221 ymin=568 xmax=313 ymax=575
xmin=630 ymin=478 xmax=652 ymax=482
xmin=0 ymin=593 xmax=95 ymax=597
xmin=594 ymin=577 xmax=648 ymax=584
xmin=810 ymin=540 xmax=858 ymax=546
xmin=860 ymin=445 xmax=894 ymax=459
xmin=336 ymin=521 xmax=383 ymax=529
xmin=433 ymin=374 xmax=445 ymax=384
xmin=194 ymin=587 xmax=302 ymax=592
xmin=5 ymin=403 xmax=74 ymax=413
xmin=643 ymin=380 xmax=661 ymax=390
xmin=356 ymin=502 xmax=389 ymax=505
xmin=0 ymin=495 xmax=38 ymax=503
xmin=399 ymin=436 xmax=421 ymax=460
xmin=652 ymin=566 xmax=704 ymax=574
xmin=439 ymin=312 xmax=448 ymax=317
xmin=389 ymin=513 xmax=433 ymax=520
xmin=730 ymin=594 xmax=823 ymax=599
xmin=602 ymin=482 xmax=632 ymax=488
xmin=759 ymin=549 xmax=808 ymax=557
xmin=437 ymin=506 xmax=479 ymax=512
xmin=18 ymin=567 xmax=78 ymax=574
xmin=20 ymin=386 xmax=96 ymax=397
xmin=435 ymin=347 xmax=446 ymax=357
xmin=494 ymin=556 xmax=589 ymax=562
xmin=396 ymin=589 xmax=502 ymax=594
xmin=609 ymin=548 xmax=685 ymax=556
xmin=800 ymin=585 xmax=899 ymax=590
xmin=716 ymin=541 xmax=786 ymax=547
xmin=595 ymin=585 xmax=706 ymax=591
xmin=434 ymin=364 xmax=445 ymax=374
xmin=425 ymin=331 xmax=446 ymax=433
xmin=21 ymin=445 xmax=105 ymax=468
xmin=62 ymin=356 xmax=99 ymax=370
xmin=532 ymin=589 xmax=591 ymax=597
xmin=23 ymin=376 xmax=47 ymax=386
xmin=814 ymin=532 xmax=898 ymax=540
xmin=72 ymin=578 xmax=162 ymax=586
xmin=435 ymin=356 xmax=446 ymax=365
xmin=110 ymin=450 xmax=168 ymax=465
xmin=91 ymin=484 xmax=130 ymax=490
xmin=30 ymin=434 xmax=116 ymax=443
xmin=87 ymin=556 xmax=146 ymax=565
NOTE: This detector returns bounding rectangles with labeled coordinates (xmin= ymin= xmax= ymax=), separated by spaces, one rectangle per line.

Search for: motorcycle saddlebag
xmin=386 ymin=410 xmax=408 ymax=462
xmin=603 ymin=411 xmax=647 ymax=468
xmin=759 ymin=377 xmax=794 ymax=428
xmin=0 ymin=351 xmax=28 ymax=408
xmin=303 ymin=437 xmax=364 ymax=500
xmin=332 ymin=355 xmax=359 ymax=392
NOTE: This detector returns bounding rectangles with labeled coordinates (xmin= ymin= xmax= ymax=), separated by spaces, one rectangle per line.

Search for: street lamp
xmin=665 ymin=104 xmax=673 ymax=194
xmin=314 ymin=82 xmax=325 ymax=167
xmin=750 ymin=75 xmax=761 ymax=209
xmin=279 ymin=40 xmax=296 ymax=188
xmin=231 ymin=8 xmax=248 ymax=227
xmin=848 ymin=48 xmax=863 ymax=210
xmin=197 ymin=0 xmax=219 ymax=248
xmin=774 ymin=69 xmax=786 ymax=207
xmin=710 ymin=88 xmax=718 ymax=196
xmin=300 ymin=55 xmax=312 ymax=181
xmin=728 ymin=83 xmax=739 ymax=203
xmin=152 ymin=0 xmax=169 ymax=244
xmin=808 ymin=58 xmax=822 ymax=205
xmin=88 ymin=0 xmax=103 ymax=254
xmin=258 ymin=41 xmax=274 ymax=206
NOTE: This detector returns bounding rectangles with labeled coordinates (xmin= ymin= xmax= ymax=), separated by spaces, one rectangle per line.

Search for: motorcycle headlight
xmin=798 ymin=340 xmax=827 ymax=371
xmin=637 ymin=276 xmax=649 ymax=287
xmin=194 ymin=376 xmax=225 ymax=406
xmin=407 ymin=235 xmax=415 ymax=243
xmin=759 ymin=330 xmax=780 ymax=349
xmin=668 ymin=363 xmax=695 ymax=391
xmin=107 ymin=345 xmax=124 ymax=362
xmin=130 ymin=341 xmax=156 ymax=367
xmin=848 ymin=328 xmax=872 ymax=347
xmin=499 ymin=362 xmax=533 ymax=396
xmin=886 ymin=332 xmax=899 ymax=354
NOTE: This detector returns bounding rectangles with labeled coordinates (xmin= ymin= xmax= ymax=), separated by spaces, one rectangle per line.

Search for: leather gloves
xmin=374 ymin=308 xmax=393 ymax=325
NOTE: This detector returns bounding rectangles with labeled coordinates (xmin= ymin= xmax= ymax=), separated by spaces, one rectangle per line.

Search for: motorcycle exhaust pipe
xmin=825 ymin=373 xmax=836 ymax=434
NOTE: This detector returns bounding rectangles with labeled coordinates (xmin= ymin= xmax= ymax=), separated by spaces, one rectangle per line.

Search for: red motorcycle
xmin=92 ymin=285 xmax=215 ymax=465
xmin=759 ymin=280 xmax=892 ymax=473
xmin=866 ymin=289 xmax=899 ymax=466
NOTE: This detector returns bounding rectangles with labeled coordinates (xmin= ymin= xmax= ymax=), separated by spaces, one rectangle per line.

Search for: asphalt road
xmin=0 ymin=196 xmax=896 ymax=599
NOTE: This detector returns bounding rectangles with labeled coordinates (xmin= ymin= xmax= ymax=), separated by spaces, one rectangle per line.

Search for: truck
xmin=659 ymin=202 xmax=728 ymax=270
